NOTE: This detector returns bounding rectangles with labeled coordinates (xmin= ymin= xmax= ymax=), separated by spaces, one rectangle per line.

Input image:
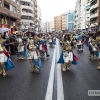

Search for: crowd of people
xmin=58 ymin=31 xmax=100 ymax=71
xmin=1 ymin=31 xmax=100 ymax=78
xmin=0 ymin=32 xmax=56 ymax=77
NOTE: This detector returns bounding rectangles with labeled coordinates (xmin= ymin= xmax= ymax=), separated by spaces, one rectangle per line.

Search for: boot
xmin=0 ymin=69 xmax=3 ymax=75
xmin=21 ymin=56 xmax=24 ymax=59
xmin=2 ymin=69 xmax=7 ymax=77
xmin=35 ymin=66 xmax=40 ymax=73
xmin=66 ymin=66 xmax=70 ymax=71
xmin=62 ymin=63 xmax=67 ymax=71
xmin=97 ymin=62 xmax=100 ymax=70
xmin=29 ymin=67 xmax=35 ymax=73
xmin=46 ymin=51 xmax=50 ymax=57
xmin=93 ymin=55 xmax=96 ymax=60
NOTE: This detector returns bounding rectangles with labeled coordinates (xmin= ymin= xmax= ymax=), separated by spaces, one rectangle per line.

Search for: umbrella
xmin=0 ymin=28 xmax=10 ymax=33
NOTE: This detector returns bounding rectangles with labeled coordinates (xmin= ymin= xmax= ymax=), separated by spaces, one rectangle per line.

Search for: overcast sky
xmin=37 ymin=0 xmax=77 ymax=22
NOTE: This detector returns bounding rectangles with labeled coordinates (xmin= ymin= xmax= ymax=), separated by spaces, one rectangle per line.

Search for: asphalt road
xmin=62 ymin=45 xmax=100 ymax=100
xmin=0 ymin=46 xmax=55 ymax=100
xmin=0 ymin=40 xmax=100 ymax=100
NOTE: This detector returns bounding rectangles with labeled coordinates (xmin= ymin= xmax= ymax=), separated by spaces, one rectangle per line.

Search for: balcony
xmin=90 ymin=0 xmax=99 ymax=10
xmin=90 ymin=12 xmax=98 ymax=18
xmin=21 ymin=19 xmax=34 ymax=24
xmin=20 ymin=0 xmax=33 ymax=3
xmin=90 ymin=22 xmax=98 ymax=27
xmin=21 ymin=12 xmax=33 ymax=18
xmin=21 ymin=5 xmax=33 ymax=13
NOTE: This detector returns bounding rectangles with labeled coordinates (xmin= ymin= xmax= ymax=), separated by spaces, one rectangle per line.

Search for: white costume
xmin=17 ymin=38 xmax=24 ymax=52
xmin=27 ymin=39 xmax=39 ymax=60
xmin=0 ymin=44 xmax=7 ymax=63
xmin=63 ymin=51 xmax=73 ymax=63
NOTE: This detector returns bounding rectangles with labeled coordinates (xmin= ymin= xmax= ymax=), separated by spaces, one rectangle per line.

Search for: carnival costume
xmin=89 ymin=39 xmax=97 ymax=60
xmin=57 ymin=34 xmax=78 ymax=71
xmin=0 ymin=35 xmax=14 ymax=77
xmin=96 ymin=34 xmax=100 ymax=69
xmin=16 ymin=34 xmax=26 ymax=59
xmin=48 ymin=33 xmax=56 ymax=47
xmin=27 ymin=37 xmax=42 ymax=73
xmin=76 ymin=35 xmax=84 ymax=51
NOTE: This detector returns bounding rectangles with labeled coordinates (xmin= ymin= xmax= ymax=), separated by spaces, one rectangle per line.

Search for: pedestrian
xmin=9 ymin=35 xmax=16 ymax=55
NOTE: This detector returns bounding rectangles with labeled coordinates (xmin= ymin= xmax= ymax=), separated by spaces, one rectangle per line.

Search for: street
xmin=0 ymin=39 xmax=100 ymax=100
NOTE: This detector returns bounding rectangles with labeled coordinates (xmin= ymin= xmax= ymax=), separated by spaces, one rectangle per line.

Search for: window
xmin=0 ymin=0 xmax=2 ymax=7
xmin=10 ymin=5 xmax=16 ymax=13
xmin=17 ymin=0 xmax=19 ymax=5
xmin=4 ymin=2 xmax=10 ymax=10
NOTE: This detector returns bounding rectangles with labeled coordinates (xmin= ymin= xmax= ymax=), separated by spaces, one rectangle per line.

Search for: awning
xmin=86 ymin=5 xmax=90 ymax=10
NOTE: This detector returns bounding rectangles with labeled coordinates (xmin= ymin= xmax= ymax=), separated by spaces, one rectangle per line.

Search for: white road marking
xmin=45 ymin=45 xmax=56 ymax=100
xmin=56 ymin=39 xmax=64 ymax=100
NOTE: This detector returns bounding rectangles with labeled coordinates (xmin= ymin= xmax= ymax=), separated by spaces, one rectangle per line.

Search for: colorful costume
xmin=96 ymin=34 xmax=100 ymax=69
xmin=27 ymin=37 xmax=42 ymax=73
xmin=0 ymin=36 xmax=14 ymax=77
xmin=16 ymin=35 xmax=26 ymax=59
xmin=76 ymin=35 xmax=84 ymax=51
xmin=57 ymin=40 xmax=78 ymax=71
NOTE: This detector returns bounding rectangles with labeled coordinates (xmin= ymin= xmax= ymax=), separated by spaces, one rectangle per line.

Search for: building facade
xmin=50 ymin=20 xmax=54 ymax=32
xmin=66 ymin=11 xmax=74 ymax=31
xmin=74 ymin=0 xmax=81 ymax=30
xmin=42 ymin=22 xmax=47 ymax=33
xmin=54 ymin=16 xmax=61 ymax=31
xmin=37 ymin=5 xmax=42 ymax=32
xmin=61 ymin=14 xmax=67 ymax=32
xmin=0 ymin=0 xmax=21 ymax=32
xmin=85 ymin=0 xmax=91 ymax=30
xmin=90 ymin=0 xmax=100 ymax=31
xmin=80 ymin=0 xmax=86 ymax=30
xmin=33 ymin=0 xmax=38 ymax=31
xmin=20 ymin=0 xmax=34 ymax=30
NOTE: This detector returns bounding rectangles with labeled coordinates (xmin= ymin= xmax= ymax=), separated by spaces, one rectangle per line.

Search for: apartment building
xmin=50 ymin=20 xmax=54 ymax=32
xmin=37 ymin=5 xmax=42 ymax=32
xmin=66 ymin=11 xmax=74 ymax=31
xmin=90 ymin=0 xmax=100 ymax=31
xmin=34 ymin=0 xmax=38 ymax=29
xmin=20 ymin=0 xmax=34 ymax=30
xmin=74 ymin=0 xmax=81 ymax=30
xmin=85 ymin=0 xmax=91 ymax=30
xmin=0 ymin=0 xmax=21 ymax=32
xmin=54 ymin=16 xmax=61 ymax=31
xmin=80 ymin=0 xmax=86 ymax=30
xmin=61 ymin=14 xmax=67 ymax=32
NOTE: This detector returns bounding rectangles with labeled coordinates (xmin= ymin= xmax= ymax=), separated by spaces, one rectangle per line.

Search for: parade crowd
xmin=0 ymin=31 xmax=100 ymax=78
xmin=0 ymin=32 xmax=56 ymax=77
